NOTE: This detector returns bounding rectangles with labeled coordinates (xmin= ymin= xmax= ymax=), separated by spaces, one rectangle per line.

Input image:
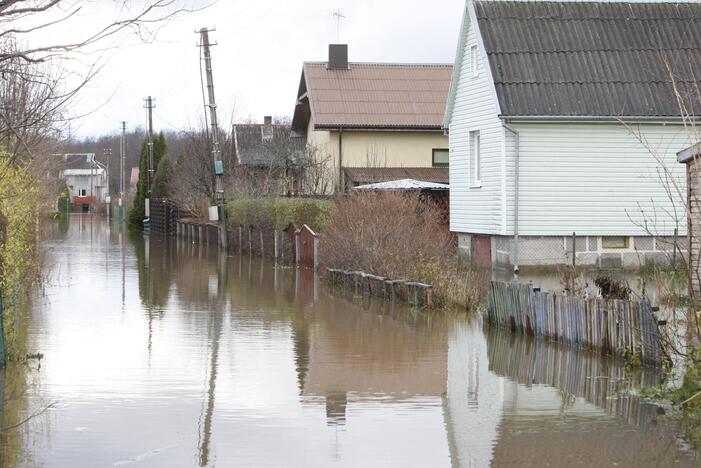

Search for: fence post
xmin=673 ymin=227 xmax=678 ymax=272
xmin=313 ymin=236 xmax=320 ymax=270
xmin=295 ymin=230 xmax=301 ymax=265
xmin=572 ymin=231 xmax=576 ymax=268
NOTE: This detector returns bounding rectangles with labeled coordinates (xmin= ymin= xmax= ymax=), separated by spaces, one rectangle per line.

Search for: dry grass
xmin=319 ymin=191 xmax=487 ymax=309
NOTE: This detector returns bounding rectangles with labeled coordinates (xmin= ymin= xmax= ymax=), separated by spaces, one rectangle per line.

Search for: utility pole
xmin=198 ymin=27 xmax=228 ymax=249
xmin=143 ymin=96 xmax=156 ymax=194
xmin=120 ymin=121 xmax=126 ymax=221
xmin=104 ymin=148 xmax=112 ymax=217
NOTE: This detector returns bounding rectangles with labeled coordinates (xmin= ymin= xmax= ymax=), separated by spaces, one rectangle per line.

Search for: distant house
xmin=60 ymin=153 xmax=109 ymax=211
xmin=233 ymin=116 xmax=306 ymax=195
xmin=292 ymin=44 xmax=452 ymax=193
xmin=129 ymin=167 xmax=139 ymax=190
xmin=444 ymin=0 xmax=700 ymax=270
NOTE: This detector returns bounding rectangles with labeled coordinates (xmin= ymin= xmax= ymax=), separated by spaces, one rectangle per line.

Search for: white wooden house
xmin=60 ymin=153 xmax=109 ymax=210
xmin=444 ymin=0 xmax=700 ymax=270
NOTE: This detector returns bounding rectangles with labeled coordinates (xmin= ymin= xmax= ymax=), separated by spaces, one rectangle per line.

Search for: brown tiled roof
xmin=293 ymin=63 xmax=452 ymax=132
xmin=343 ymin=167 xmax=449 ymax=185
xmin=475 ymin=1 xmax=701 ymax=118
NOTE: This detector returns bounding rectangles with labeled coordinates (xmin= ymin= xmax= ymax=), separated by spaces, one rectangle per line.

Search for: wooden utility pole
xmin=198 ymin=27 xmax=228 ymax=249
xmin=120 ymin=121 xmax=126 ymax=220
xmin=143 ymin=96 xmax=156 ymax=195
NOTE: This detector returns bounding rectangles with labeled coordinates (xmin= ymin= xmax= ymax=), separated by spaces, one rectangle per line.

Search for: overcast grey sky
xmin=49 ymin=0 xmax=465 ymax=137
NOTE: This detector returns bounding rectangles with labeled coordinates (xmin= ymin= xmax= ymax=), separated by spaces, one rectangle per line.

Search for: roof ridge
xmin=475 ymin=0 xmax=698 ymax=5
xmin=304 ymin=61 xmax=453 ymax=67
xmin=496 ymin=80 xmax=699 ymax=84
xmin=490 ymin=48 xmax=701 ymax=53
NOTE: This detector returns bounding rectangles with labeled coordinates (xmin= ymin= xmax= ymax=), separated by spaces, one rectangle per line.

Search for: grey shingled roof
xmin=475 ymin=1 xmax=701 ymax=118
xmin=62 ymin=153 xmax=104 ymax=170
xmin=233 ymin=124 xmax=305 ymax=166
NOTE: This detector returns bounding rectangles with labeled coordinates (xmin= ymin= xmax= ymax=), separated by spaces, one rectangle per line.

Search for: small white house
xmin=60 ymin=153 xmax=109 ymax=209
xmin=444 ymin=0 xmax=700 ymax=270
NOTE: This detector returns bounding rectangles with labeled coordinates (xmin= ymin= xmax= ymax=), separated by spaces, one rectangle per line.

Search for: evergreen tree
xmin=127 ymin=132 xmax=168 ymax=230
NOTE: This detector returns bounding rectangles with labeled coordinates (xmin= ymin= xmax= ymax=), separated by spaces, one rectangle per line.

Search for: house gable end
xmin=444 ymin=0 xmax=502 ymax=130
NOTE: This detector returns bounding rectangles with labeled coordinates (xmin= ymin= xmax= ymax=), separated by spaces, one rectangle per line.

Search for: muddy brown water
xmin=0 ymin=214 xmax=698 ymax=467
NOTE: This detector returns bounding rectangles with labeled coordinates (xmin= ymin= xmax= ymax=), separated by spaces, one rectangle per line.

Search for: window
xmin=79 ymin=189 xmax=87 ymax=196
xmin=471 ymin=45 xmax=479 ymax=78
xmin=432 ymin=149 xmax=449 ymax=167
xmin=602 ymin=236 xmax=629 ymax=249
xmin=470 ymin=130 xmax=481 ymax=186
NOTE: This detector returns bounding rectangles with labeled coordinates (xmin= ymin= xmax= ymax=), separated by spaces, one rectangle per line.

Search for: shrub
xmin=319 ymin=191 xmax=486 ymax=308
xmin=226 ymin=197 xmax=332 ymax=232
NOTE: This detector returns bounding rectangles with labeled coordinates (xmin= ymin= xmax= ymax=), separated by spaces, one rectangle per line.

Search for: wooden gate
xmin=296 ymin=224 xmax=318 ymax=269
xmin=472 ymin=234 xmax=492 ymax=269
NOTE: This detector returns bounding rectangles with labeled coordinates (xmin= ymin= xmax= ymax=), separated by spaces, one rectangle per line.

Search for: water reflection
xmin=0 ymin=215 xmax=697 ymax=467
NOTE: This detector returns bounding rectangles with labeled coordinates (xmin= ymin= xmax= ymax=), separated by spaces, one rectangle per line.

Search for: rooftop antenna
xmin=332 ymin=10 xmax=345 ymax=43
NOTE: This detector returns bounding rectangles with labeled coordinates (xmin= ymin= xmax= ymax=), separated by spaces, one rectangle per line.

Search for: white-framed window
xmin=470 ymin=45 xmax=479 ymax=78
xmin=79 ymin=189 xmax=87 ymax=196
xmin=432 ymin=148 xmax=449 ymax=167
xmin=470 ymin=130 xmax=481 ymax=187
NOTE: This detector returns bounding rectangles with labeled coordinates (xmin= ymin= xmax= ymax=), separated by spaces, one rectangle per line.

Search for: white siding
xmin=510 ymin=122 xmax=692 ymax=236
xmin=448 ymin=14 xmax=503 ymax=235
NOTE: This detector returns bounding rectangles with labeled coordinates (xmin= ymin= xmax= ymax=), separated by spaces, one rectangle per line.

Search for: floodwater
xmin=0 ymin=214 xmax=698 ymax=467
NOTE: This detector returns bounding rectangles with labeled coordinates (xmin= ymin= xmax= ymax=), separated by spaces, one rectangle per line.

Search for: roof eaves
xmin=444 ymin=3 xmax=470 ymax=130
xmin=314 ymin=124 xmax=444 ymax=131
xmin=500 ymin=115 xmax=695 ymax=123
xmin=302 ymin=63 xmax=318 ymax=131
xmin=678 ymin=142 xmax=701 ymax=164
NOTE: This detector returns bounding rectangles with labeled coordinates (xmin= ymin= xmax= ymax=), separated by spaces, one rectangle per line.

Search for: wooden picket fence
xmin=487 ymin=281 xmax=664 ymax=366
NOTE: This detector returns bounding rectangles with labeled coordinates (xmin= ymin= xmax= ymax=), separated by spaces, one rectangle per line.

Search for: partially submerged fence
xmin=327 ymin=269 xmax=433 ymax=308
xmin=176 ymin=220 xmax=219 ymax=246
xmin=487 ymin=281 xmax=663 ymax=366
xmin=149 ymin=199 xmax=179 ymax=236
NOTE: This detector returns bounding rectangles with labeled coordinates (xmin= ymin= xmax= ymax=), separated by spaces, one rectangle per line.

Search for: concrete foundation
xmin=457 ymin=233 xmax=685 ymax=270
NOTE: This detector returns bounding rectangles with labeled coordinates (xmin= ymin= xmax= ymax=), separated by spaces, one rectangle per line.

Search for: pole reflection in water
xmin=0 ymin=215 xmax=697 ymax=467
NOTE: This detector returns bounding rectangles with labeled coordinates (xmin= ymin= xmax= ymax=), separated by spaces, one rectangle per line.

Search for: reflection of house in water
xmin=299 ymin=301 xmax=449 ymax=426
xmin=443 ymin=320 xmax=697 ymax=467
xmin=445 ymin=321 xmax=504 ymax=467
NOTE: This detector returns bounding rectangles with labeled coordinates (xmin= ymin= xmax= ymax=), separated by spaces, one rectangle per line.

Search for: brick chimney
xmin=328 ymin=44 xmax=348 ymax=70
xmin=263 ymin=115 xmax=273 ymax=140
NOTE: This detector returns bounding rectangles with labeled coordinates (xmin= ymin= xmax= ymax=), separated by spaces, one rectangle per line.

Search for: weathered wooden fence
xmin=327 ymin=269 xmax=433 ymax=308
xmin=487 ymin=281 xmax=663 ymax=366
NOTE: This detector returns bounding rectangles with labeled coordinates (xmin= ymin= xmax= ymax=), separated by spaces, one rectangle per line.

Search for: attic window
xmin=470 ymin=45 xmax=479 ymax=78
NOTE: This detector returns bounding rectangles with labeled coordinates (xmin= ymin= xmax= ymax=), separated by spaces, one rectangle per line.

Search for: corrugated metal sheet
xmin=298 ymin=63 xmax=452 ymax=130
xmin=343 ymin=167 xmax=449 ymax=185
xmin=475 ymin=1 xmax=701 ymax=117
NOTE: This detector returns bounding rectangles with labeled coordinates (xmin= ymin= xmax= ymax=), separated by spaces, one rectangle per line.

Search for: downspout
xmin=503 ymin=123 xmax=520 ymax=274
xmin=338 ymin=126 xmax=344 ymax=192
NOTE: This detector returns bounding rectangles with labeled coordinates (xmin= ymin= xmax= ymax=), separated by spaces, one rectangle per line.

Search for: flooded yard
xmin=0 ymin=215 xmax=698 ymax=467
